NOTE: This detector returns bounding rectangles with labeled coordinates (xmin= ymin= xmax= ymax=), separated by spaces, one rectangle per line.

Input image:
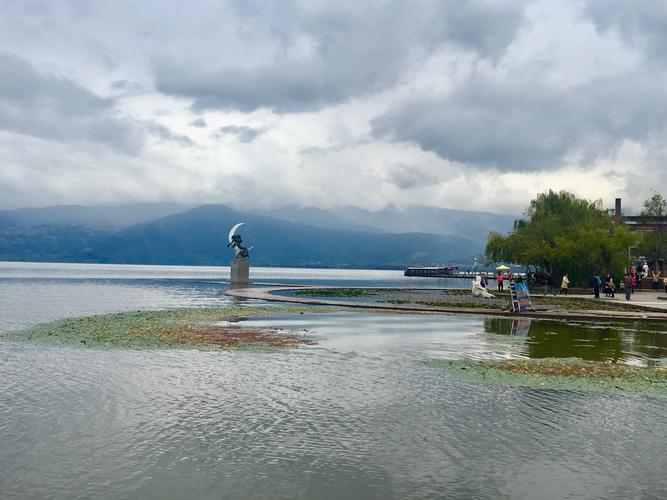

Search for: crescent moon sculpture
xmin=228 ymin=222 xmax=244 ymax=244
xmin=227 ymin=222 xmax=251 ymax=284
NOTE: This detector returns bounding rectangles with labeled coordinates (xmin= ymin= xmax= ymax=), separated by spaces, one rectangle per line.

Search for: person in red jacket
xmin=497 ymin=271 xmax=505 ymax=292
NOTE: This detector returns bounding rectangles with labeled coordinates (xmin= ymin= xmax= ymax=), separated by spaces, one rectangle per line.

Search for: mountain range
xmin=0 ymin=203 xmax=516 ymax=268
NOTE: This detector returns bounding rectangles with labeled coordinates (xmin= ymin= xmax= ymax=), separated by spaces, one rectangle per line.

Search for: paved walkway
xmin=224 ymin=286 xmax=667 ymax=322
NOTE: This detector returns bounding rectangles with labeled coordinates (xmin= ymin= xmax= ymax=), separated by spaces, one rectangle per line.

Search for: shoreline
xmin=224 ymin=286 xmax=667 ymax=323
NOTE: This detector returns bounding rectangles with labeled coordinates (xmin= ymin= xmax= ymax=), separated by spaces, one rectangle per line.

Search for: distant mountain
xmin=0 ymin=224 xmax=108 ymax=262
xmin=0 ymin=202 xmax=517 ymax=267
xmin=332 ymin=205 xmax=516 ymax=237
xmin=248 ymin=205 xmax=380 ymax=233
xmin=0 ymin=203 xmax=192 ymax=231
xmin=97 ymin=205 xmax=479 ymax=267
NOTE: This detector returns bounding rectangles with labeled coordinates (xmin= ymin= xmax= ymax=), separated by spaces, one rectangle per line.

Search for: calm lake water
xmin=1 ymin=262 xmax=667 ymax=499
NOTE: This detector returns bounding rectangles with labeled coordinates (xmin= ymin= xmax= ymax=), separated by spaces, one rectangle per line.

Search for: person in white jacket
xmin=560 ymin=274 xmax=570 ymax=295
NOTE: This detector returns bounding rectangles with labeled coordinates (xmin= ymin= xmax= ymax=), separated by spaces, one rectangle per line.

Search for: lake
xmin=1 ymin=262 xmax=666 ymax=499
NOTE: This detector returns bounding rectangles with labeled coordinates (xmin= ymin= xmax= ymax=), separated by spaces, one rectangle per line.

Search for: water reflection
xmin=484 ymin=318 xmax=667 ymax=364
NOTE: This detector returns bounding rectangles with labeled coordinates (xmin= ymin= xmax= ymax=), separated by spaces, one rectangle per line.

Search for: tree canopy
xmin=640 ymin=192 xmax=667 ymax=217
xmin=637 ymin=192 xmax=667 ymax=267
xmin=486 ymin=190 xmax=637 ymax=285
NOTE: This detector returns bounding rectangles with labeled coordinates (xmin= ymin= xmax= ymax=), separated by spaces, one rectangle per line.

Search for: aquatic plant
xmin=425 ymin=358 xmax=667 ymax=398
xmin=293 ymin=288 xmax=379 ymax=297
xmin=1 ymin=305 xmax=324 ymax=350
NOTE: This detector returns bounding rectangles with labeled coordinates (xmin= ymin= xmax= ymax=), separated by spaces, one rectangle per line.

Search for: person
xmin=560 ymin=274 xmax=570 ymax=295
xmin=625 ymin=273 xmax=633 ymax=301
xmin=544 ymin=271 xmax=552 ymax=295
xmin=497 ymin=271 xmax=504 ymax=292
xmin=608 ymin=275 xmax=615 ymax=298
xmin=480 ymin=274 xmax=488 ymax=289
xmin=652 ymin=270 xmax=661 ymax=291
xmin=604 ymin=273 xmax=611 ymax=297
xmin=643 ymin=262 xmax=649 ymax=279
xmin=592 ymin=273 xmax=602 ymax=299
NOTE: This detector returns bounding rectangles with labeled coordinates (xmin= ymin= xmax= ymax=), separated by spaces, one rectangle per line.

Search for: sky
xmin=1 ymin=0 xmax=665 ymax=214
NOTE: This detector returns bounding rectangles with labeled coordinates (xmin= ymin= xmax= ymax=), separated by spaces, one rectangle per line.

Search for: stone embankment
xmin=224 ymin=286 xmax=667 ymax=322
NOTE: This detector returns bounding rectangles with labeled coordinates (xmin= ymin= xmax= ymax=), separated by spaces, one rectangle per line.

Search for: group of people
xmin=480 ymin=265 xmax=667 ymax=299
xmin=589 ymin=263 xmax=667 ymax=301
xmin=477 ymin=271 xmax=522 ymax=292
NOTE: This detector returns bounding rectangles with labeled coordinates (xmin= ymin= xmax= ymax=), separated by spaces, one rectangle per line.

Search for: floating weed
xmin=1 ymin=305 xmax=325 ymax=350
xmin=424 ymin=358 xmax=667 ymax=398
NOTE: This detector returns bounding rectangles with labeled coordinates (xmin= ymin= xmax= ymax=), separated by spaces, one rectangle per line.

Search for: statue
xmin=227 ymin=234 xmax=250 ymax=258
xmin=227 ymin=223 xmax=252 ymax=285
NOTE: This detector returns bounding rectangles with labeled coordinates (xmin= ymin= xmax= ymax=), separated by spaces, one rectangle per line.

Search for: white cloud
xmin=0 ymin=0 xmax=663 ymax=215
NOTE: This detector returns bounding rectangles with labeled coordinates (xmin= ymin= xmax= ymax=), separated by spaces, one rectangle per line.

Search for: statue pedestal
xmin=230 ymin=257 xmax=249 ymax=285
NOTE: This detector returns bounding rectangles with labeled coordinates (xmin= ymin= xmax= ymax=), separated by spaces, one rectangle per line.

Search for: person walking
xmin=592 ymin=273 xmax=601 ymax=299
xmin=560 ymin=274 xmax=570 ymax=295
xmin=625 ymin=273 xmax=633 ymax=301
xmin=497 ymin=271 xmax=504 ymax=292
xmin=652 ymin=270 xmax=660 ymax=291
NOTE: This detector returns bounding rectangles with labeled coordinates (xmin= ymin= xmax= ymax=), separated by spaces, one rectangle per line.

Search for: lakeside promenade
xmin=225 ymin=286 xmax=667 ymax=322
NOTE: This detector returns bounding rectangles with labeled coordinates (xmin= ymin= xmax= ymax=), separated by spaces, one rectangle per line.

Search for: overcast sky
xmin=1 ymin=0 xmax=665 ymax=214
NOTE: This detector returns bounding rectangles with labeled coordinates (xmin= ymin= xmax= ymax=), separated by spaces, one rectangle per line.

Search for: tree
xmin=485 ymin=190 xmax=638 ymax=286
xmin=640 ymin=192 xmax=667 ymax=216
xmin=638 ymin=192 xmax=667 ymax=269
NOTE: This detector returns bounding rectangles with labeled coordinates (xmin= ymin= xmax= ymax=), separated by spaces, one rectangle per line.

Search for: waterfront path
xmin=224 ymin=286 xmax=667 ymax=322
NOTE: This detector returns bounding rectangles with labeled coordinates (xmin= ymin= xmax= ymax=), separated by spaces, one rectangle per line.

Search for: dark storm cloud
xmin=0 ymin=53 xmax=142 ymax=152
xmin=372 ymin=71 xmax=667 ymax=172
xmin=215 ymin=125 xmax=266 ymax=143
xmin=155 ymin=0 xmax=528 ymax=113
xmin=584 ymin=1 xmax=667 ymax=60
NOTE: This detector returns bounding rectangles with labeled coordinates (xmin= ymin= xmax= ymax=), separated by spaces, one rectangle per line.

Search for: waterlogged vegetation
xmin=293 ymin=288 xmax=380 ymax=297
xmin=291 ymin=287 xmax=656 ymax=312
xmin=425 ymin=358 xmax=667 ymax=398
xmin=1 ymin=306 xmax=323 ymax=350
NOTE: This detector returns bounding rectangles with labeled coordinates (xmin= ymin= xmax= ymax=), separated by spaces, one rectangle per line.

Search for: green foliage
xmin=485 ymin=190 xmax=638 ymax=285
xmin=640 ymin=192 xmax=667 ymax=216
xmin=637 ymin=192 xmax=667 ymax=264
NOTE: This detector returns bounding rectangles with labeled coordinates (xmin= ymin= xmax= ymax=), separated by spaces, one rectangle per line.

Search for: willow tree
xmin=486 ymin=190 xmax=637 ymax=285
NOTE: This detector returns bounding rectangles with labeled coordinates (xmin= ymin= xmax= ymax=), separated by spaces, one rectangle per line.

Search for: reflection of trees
xmin=483 ymin=318 xmax=667 ymax=363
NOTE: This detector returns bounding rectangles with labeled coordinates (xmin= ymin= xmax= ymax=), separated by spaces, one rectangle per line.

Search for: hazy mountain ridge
xmin=0 ymin=203 xmax=193 ymax=231
xmin=0 ymin=203 xmax=518 ymax=266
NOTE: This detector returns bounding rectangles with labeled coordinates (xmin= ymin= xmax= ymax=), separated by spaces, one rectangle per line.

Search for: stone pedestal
xmin=230 ymin=257 xmax=249 ymax=285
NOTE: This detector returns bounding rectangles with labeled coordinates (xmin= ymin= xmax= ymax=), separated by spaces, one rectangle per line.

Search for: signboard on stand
xmin=510 ymin=282 xmax=535 ymax=313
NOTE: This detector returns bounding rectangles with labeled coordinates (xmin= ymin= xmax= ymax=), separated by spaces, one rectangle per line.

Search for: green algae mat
xmin=425 ymin=358 xmax=667 ymax=398
xmin=1 ymin=306 xmax=324 ymax=350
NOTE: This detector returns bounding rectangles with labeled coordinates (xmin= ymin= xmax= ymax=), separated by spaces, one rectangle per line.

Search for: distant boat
xmin=404 ymin=265 xmax=458 ymax=277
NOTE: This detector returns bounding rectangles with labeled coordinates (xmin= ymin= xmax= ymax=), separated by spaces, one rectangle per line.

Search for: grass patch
xmin=414 ymin=300 xmax=504 ymax=310
xmin=1 ymin=305 xmax=325 ymax=350
xmin=425 ymin=358 xmax=667 ymax=397
xmin=293 ymin=288 xmax=379 ymax=297
xmin=532 ymin=296 xmax=655 ymax=312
